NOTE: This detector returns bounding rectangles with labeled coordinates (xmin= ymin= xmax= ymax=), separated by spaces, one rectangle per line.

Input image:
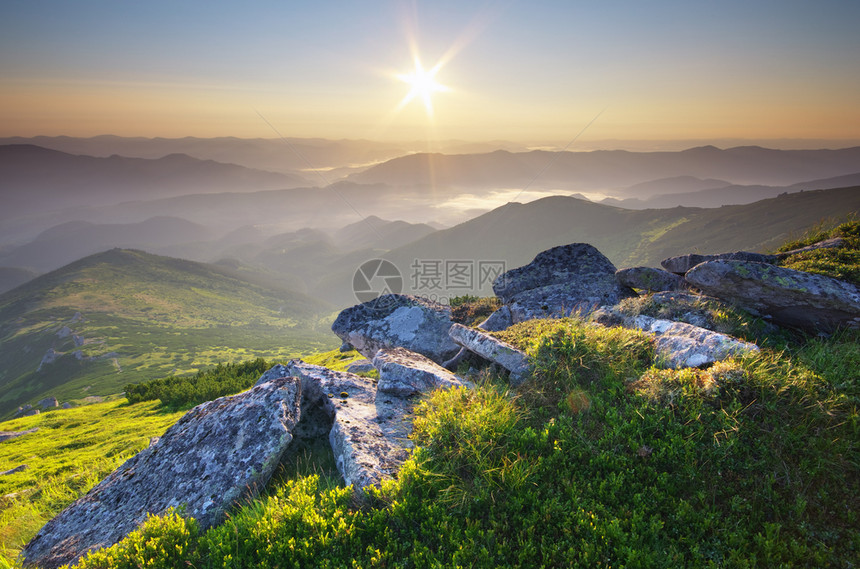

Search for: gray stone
xmin=61 ymin=402 xmax=73 ymax=409
xmin=331 ymin=294 xmax=459 ymax=364
xmin=623 ymin=315 xmax=760 ymax=369
xmin=508 ymin=277 xmax=635 ymax=323
xmin=339 ymin=341 xmax=354 ymax=353
xmin=616 ymin=267 xmax=687 ymax=292
xmin=493 ymin=243 xmax=621 ymax=303
xmin=477 ymin=305 xmax=513 ymax=331
xmin=449 ymin=324 xmax=532 ymax=385
xmin=661 ymin=251 xmax=777 ymax=275
xmin=56 ymin=326 xmax=72 ymax=339
xmin=1 ymin=464 xmax=29 ymax=476
xmin=685 ymin=260 xmax=860 ymax=333
xmin=373 ymin=347 xmax=469 ymax=396
xmin=346 ymin=359 xmax=375 ymax=374
xmin=0 ymin=428 xmax=38 ymax=443
xmin=37 ymin=397 xmax=58 ymax=409
xmin=22 ymin=378 xmax=302 ymax=569
xmin=285 ymin=361 xmax=413 ymax=493
xmin=37 ymin=348 xmax=60 ymax=371
xmin=777 ymin=237 xmax=846 ymax=258
xmin=253 ymin=363 xmax=291 ymax=386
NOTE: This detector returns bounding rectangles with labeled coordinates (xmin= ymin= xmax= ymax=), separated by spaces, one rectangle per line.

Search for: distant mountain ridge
xmin=347 ymin=146 xmax=860 ymax=191
xmin=0 ymin=144 xmax=307 ymax=220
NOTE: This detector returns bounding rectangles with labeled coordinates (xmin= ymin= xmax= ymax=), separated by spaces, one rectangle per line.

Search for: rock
xmin=73 ymin=334 xmax=85 ymax=347
xmin=37 ymin=348 xmax=60 ymax=371
xmin=37 ymin=397 xmax=58 ymax=409
xmin=285 ymin=361 xmax=413 ymax=493
xmin=494 ymin=243 xmax=620 ymax=302
xmin=1 ymin=464 xmax=29 ymax=476
xmin=70 ymin=312 xmax=83 ymax=323
xmin=339 ymin=341 xmax=354 ymax=353
xmin=56 ymin=326 xmax=72 ymax=339
xmin=346 ymin=359 xmax=375 ymax=374
xmin=616 ymin=267 xmax=687 ymax=292
xmin=477 ymin=305 xmax=513 ymax=331
xmin=449 ymin=324 xmax=532 ymax=385
xmin=373 ymin=348 xmax=469 ymax=396
xmin=685 ymin=260 xmax=860 ymax=333
xmin=331 ymin=294 xmax=459 ymax=364
xmin=61 ymin=402 xmax=73 ymax=409
xmin=661 ymin=251 xmax=777 ymax=275
xmin=253 ymin=363 xmax=291 ymax=386
xmin=0 ymin=428 xmax=38 ymax=443
xmin=22 ymin=377 xmax=302 ymax=569
xmin=493 ymin=244 xmax=635 ymax=323
xmin=777 ymin=237 xmax=847 ymax=258
xmin=624 ymin=315 xmax=760 ymax=369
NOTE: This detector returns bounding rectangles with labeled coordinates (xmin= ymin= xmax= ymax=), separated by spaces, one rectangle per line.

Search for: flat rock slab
xmin=449 ymin=323 xmax=532 ymax=385
xmin=616 ymin=266 xmax=687 ymax=292
xmin=625 ymin=315 xmax=760 ymax=368
xmin=331 ymin=294 xmax=459 ymax=364
xmin=373 ymin=347 xmax=470 ymax=396
xmin=286 ymin=361 xmax=414 ymax=493
xmin=22 ymin=378 xmax=302 ymax=569
xmin=685 ymin=260 xmax=860 ymax=333
xmin=661 ymin=251 xmax=777 ymax=275
xmin=346 ymin=359 xmax=375 ymax=374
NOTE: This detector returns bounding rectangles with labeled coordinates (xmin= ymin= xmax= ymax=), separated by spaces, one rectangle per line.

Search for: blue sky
xmin=2 ymin=0 xmax=859 ymax=143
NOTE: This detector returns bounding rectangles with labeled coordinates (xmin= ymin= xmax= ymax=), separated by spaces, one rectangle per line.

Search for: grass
xmin=778 ymin=219 xmax=860 ymax=285
xmin=0 ymin=400 xmax=185 ymax=564
xmin=11 ymin=316 xmax=850 ymax=568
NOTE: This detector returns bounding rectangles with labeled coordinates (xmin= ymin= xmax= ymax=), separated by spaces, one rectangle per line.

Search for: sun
xmin=396 ymin=57 xmax=449 ymax=117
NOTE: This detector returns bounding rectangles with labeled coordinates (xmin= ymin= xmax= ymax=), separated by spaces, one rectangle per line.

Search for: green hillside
xmin=0 ymin=249 xmax=337 ymax=419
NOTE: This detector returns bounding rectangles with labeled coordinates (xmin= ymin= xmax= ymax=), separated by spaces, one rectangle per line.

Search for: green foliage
xmin=125 ymin=358 xmax=273 ymax=408
xmin=0 ymin=400 xmax=184 ymax=565
xmin=777 ymin=220 xmax=860 ymax=285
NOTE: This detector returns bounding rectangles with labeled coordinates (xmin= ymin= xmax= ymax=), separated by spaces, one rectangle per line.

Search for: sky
xmin=2 ymin=0 xmax=859 ymax=145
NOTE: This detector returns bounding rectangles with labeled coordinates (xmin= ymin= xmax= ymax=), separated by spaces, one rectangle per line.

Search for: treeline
xmin=125 ymin=358 xmax=274 ymax=408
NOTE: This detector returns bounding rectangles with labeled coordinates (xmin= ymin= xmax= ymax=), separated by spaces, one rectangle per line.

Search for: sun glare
xmin=396 ymin=57 xmax=449 ymax=117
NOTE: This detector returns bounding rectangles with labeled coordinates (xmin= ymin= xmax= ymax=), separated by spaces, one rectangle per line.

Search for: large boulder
xmin=22 ymin=378 xmax=302 ymax=569
xmin=685 ymin=260 xmax=860 ymax=333
xmin=331 ymin=294 xmax=459 ymax=364
xmin=449 ymin=324 xmax=533 ymax=385
xmin=373 ymin=347 xmax=469 ymax=397
xmin=285 ymin=361 xmax=414 ymax=492
xmin=493 ymin=244 xmax=635 ymax=323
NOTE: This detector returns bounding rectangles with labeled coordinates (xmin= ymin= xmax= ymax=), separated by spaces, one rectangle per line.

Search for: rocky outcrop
xmin=449 ymin=324 xmax=532 ymax=385
xmin=623 ymin=315 xmax=760 ymax=369
xmin=777 ymin=237 xmax=846 ymax=258
xmin=285 ymin=361 xmax=413 ymax=492
xmin=661 ymin=251 xmax=778 ymax=275
xmin=373 ymin=348 xmax=469 ymax=396
xmin=22 ymin=378 xmax=302 ymax=569
xmin=616 ymin=266 xmax=687 ymax=292
xmin=331 ymin=294 xmax=459 ymax=364
xmin=685 ymin=260 xmax=860 ymax=332
xmin=478 ymin=305 xmax=513 ymax=332
xmin=493 ymin=244 xmax=635 ymax=323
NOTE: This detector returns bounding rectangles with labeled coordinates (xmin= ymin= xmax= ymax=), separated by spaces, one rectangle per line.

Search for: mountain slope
xmin=379 ymin=186 xmax=860 ymax=299
xmin=0 ymin=249 xmax=336 ymax=419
